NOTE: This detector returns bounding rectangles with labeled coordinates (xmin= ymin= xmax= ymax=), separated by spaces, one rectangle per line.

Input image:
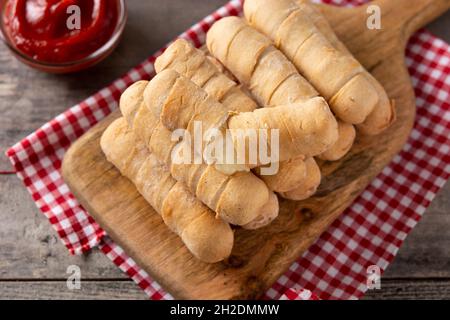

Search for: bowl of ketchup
xmin=0 ymin=0 xmax=127 ymax=73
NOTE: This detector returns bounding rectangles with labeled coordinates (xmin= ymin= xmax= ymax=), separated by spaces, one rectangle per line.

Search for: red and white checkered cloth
xmin=6 ymin=0 xmax=450 ymax=300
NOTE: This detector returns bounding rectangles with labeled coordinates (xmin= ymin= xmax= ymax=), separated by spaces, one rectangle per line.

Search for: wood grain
xmin=61 ymin=0 xmax=450 ymax=300
xmin=0 ymin=174 xmax=143 ymax=294
xmin=3 ymin=279 xmax=450 ymax=300
xmin=0 ymin=176 xmax=126 ymax=279
xmin=0 ymin=280 xmax=146 ymax=300
xmin=364 ymin=279 xmax=450 ymax=300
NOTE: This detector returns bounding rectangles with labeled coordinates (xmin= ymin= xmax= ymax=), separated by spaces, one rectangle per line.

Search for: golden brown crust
xmin=279 ymin=157 xmax=322 ymax=201
xmin=255 ymin=156 xmax=306 ymax=193
xmin=319 ymin=120 xmax=356 ymax=161
xmin=243 ymin=192 xmax=279 ymax=230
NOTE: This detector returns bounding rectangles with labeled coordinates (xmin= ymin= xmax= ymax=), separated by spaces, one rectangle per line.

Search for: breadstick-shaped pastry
xmin=120 ymin=77 xmax=278 ymax=227
xmin=244 ymin=0 xmax=378 ymax=125
xmin=356 ymin=80 xmax=396 ymax=135
xmin=242 ymin=191 xmax=279 ymax=230
xmin=253 ymin=156 xmax=306 ymax=193
xmin=295 ymin=0 xmax=395 ymax=135
xmin=318 ymin=120 xmax=356 ymax=161
xmin=279 ymin=157 xmax=322 ymax=201
xmin=101 ymin=118 xmax=234 ymax=263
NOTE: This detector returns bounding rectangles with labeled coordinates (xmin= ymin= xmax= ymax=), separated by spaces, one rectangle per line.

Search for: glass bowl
xmin=0 ymin=0 xmax=127 ymax=74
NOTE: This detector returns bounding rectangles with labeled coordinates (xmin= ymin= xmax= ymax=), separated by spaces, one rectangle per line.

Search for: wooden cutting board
xmin=62 ymin=0 xmax=450 ymax=299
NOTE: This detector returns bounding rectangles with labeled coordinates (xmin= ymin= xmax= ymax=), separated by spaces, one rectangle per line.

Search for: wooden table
xmin=0 ymin=0 xmax=449 ymax=300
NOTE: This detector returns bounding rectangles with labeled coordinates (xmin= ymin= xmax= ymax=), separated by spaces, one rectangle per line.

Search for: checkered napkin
xmin=6 ymin=0 xmax=450 ymax=300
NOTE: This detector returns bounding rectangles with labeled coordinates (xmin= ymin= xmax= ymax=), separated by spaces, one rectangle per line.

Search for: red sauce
xmin=2 ymin=0 xmax=119 ymax=63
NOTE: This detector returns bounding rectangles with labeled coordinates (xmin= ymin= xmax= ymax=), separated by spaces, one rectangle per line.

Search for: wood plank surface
xmin=364 ymin=279 xmax=450 ymax=300
xmin=0 ymin=0 xmax=449 ymax=300
xmin=2 ymin=279 xmax=450 ymax=300
xmin=0 ymin=280 xmax=146 ymax=300
xmin=0 ymin=176 xmax=126 ymax=279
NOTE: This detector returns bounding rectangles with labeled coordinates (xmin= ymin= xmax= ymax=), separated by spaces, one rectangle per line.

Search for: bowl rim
xmin=0 ymin=0 xmax=127 ymax=68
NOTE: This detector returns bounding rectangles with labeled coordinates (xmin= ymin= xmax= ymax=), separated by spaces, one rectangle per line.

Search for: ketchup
xmin=2 ymin=0 xmax=119 ymax=63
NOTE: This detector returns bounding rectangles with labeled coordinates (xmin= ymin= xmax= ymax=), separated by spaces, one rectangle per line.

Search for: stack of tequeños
xmin=101 ymin=0 xmax=394 ymax=262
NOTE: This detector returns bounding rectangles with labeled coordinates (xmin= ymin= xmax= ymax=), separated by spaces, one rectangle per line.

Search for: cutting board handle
xmin=375 ymin=0 xmax=450 ymax=39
